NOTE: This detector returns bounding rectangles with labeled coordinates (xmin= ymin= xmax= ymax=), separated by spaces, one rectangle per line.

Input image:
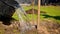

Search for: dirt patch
xmin=26 ymin=9 xmax=46 ymax=14
xmin=38 ymin=19 xmax=60 ymax=34
xmin=0 ymin=18 xmax=60 ymax=34
xmin=0 ymin=20 xmax=37 ymax=34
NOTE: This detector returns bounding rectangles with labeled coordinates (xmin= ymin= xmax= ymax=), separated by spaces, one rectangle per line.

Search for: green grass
xmin=12 ymin=6 xmax=38 ymax=20
xmin=24 ymin=6 xmax=60 ymax=16
xmin=41 ymin=6 xmax=60 ymax=16
xmin=12 ymin=6 xmax=60 ymax=23
xmin=23 ymin=6 xmax=60 ymax=16
xmin=12 ymin=12 xmax=19 ymax=20
xmin=40 ymin=6 xmax=60 ymax=23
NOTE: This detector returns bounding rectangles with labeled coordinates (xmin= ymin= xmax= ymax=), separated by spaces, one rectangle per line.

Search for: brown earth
xmin=0 ymin=20 xmax=37 ymax=34
xmin=0 ymin=19 xmax=60 ymax=34
xmin=26 ymin=9 xmax=46 ymax=14
xmin=38 ymin=19 xmax=60 ymax=34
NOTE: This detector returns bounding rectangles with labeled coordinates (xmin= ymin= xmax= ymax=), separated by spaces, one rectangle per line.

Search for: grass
xmin=41 ymin=6 xmax=60 ymax=16
xmin=12 ymin=6 xmax=60 ymax=23
xmin=12 ymin=12 xmax=19 ymax=20
xmin=24 ymin=6 xmax=60 ymax=16
xmin=12 ymin=6 xmax=38 ymax=20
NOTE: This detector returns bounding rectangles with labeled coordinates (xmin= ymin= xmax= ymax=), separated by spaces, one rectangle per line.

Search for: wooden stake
xmin=32 ymin=0 xmax=34 ymax=25
xmin=37 ymin=0 xmax=40 ymax=32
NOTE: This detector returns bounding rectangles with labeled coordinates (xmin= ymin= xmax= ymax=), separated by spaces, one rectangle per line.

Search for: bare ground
xmin=0 ymin=19 xmax=60 ymax=34
xmin=0 ymin=20 xmax=37 ymax=34
xmin=38 ymin=19 xmax=60 ymax=34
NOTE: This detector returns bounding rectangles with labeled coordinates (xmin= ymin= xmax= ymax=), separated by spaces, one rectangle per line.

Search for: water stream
xmin=15 ymin=6 xmax=35 ymax=34
xmin=0 ymin=0 xmax=36 ymax=34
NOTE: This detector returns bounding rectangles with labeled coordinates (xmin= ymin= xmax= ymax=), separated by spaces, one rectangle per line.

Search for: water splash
xmin=0 ymin=0 xmax=36 ymax=34
xmin=16 ymin=6 xmax=35 ymax=34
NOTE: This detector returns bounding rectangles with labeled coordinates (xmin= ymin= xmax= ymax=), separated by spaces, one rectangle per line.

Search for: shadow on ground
xmin=41 ymin=14 xmax=60 ymax=20
xmin=0 ymin=15 xmax=16 ymax=25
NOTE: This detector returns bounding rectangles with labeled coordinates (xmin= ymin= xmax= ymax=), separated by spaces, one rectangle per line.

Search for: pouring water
xmin=15 ymin=6 xmax=36 ymax=34
xmin=0 ymin=0 xmax=36 ymax=34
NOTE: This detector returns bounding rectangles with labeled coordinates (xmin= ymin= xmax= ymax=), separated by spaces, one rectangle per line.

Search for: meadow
xmin=12 ymin=6 xmax=60 ymax=23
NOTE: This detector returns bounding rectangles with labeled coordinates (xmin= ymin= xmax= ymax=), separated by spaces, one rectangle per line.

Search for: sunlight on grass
xmin=41 ymin=6 xmax=60 ymax=16
xmin=12 ymin=12 xmax=19 ymax=20
xmin=12 ymin=6 xmax=60 ymax=23
xmin=27 ymin=14 xmax=37 ymax=20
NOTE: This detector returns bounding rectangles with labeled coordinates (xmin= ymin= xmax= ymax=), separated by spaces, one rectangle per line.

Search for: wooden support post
xmin=32 ymin=0 xmax=34 ymax=25
xmin=37 ymin=0 xmax=40 ymax=32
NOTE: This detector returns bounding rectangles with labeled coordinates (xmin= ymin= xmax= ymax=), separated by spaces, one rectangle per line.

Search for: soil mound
xmin=26 ymin=9 xmax=46 ymax=14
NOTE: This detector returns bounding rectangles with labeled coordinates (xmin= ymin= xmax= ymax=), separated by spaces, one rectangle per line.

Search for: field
xmin=12 ymin=6 xmax=60 ymax=23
